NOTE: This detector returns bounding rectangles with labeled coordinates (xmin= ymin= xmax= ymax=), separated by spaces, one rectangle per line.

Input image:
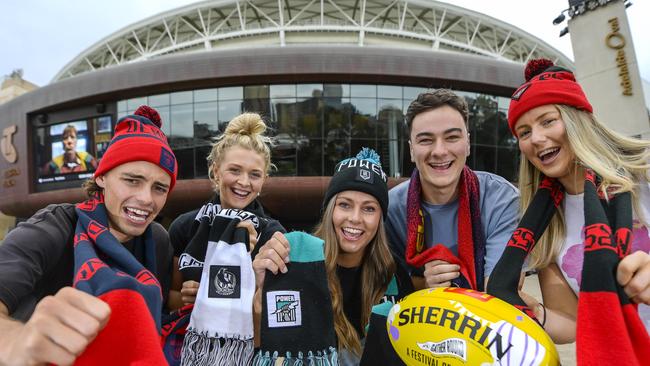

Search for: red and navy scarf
xmin=72 ymin=193 xmax=166 ymax=365
xmin=487 ymin=171 xmax=650 ymax=365
xmin=405 ymin=166 xmax=486 ymax=290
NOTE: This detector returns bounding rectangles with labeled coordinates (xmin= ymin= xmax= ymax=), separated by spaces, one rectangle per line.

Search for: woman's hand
xmin=617 ymin=250 xmax=650 ymax=304
xmin=237 ymin=220 xmax=258 ymax=252
xmin=252 ymin=232 xmax=290 ymax=290
xmin=180 ymin=280 xmax=200 ymax=305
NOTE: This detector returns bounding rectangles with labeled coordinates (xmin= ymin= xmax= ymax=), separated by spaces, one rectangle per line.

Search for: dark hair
xmin=405 ymin=89 xmax=469 ymax=135
xmin=82 ymin=178 xmax=102 ymax=197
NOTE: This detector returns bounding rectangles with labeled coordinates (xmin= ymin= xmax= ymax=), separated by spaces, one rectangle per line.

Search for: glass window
xmin=403 ymin=86 xmax=427 ymax=101
xmin=497 ymin=147 xmax=519 ymax=183
xmin=171 ymin=91 xmax=193 ymax=105
xmin=194 ymin=89 xmax=218 ymax=103
xmin=148 ymin=94 xmax=170 ymax=107
xmin=117 ymin=100 xmax=127 ymax=114
xmin=219 ymin=100 xmax=242 ymax=131
xmin=351 ymin=84 xmax=376 ymax=98
xmin=270 ymin=85 xmax=296 ymax=99
xmin=378 ymin=85 xmax=402 ymax=99
xmin=173 ymin=148 xmax=195 ymax=179
xmin=497 ymin=96 xmax=510 ymax=110
xmin=297 ymin=139 xmax=322 ymax=176
xmin=195 ymin=145 xmax=212 ymax=178
xmin=219 ymin=86 xmax=243 ymax=100
xmin=271 ymin=98 xmax=297 ymax=137
xmin=377 ymin=99 xmax=403 ymax=140
xmin=194 ymin=102 xmax=219 ymax=146
xmin=350 ymin=98 xmax=377 ymax=139
xmin=170 ymin=104 xmax=193 ymax=148
xmin=470 ymin=145 xmax=496 ymax=173
xmin=127 ymin=97 xmax=147 ymax=111
xmin=297 ymin=84 xmax=323 ymax=98
xmin=243 ymin=99 xmax=270 ymax=120
xmin=244 ymin=85 xmax=270 ymax=99
xmin=324 ymin=84 xmax=350 ymax=98
xmin=296 ymin=97 xmax=322 ymax=138
xmin=324 ymin=97 xmax=351 ymax=139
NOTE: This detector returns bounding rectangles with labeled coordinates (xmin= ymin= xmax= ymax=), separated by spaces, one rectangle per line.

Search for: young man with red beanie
xmin=386 ymin=89 xmax=520 ymax=291
xmin=0 ymin=106 xmax=178 ymax=365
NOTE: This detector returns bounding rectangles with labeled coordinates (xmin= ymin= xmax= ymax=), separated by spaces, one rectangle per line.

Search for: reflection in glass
xmin=194 ymin=89 xmax=218 ymax=103
xmin=324 ymin=84 xmax=349 ymax=98
xmin=173 ymin=148 xmax=194 ymax=179
xmin=297 ymin=139 xmax=322 ymax=176
xmin=351 ymin=84 xmax=377 ymax=98
xmin=195 ymin=145 xmax=212 ymax=178
xmin=297 ymin=84 xmax=323 ymax=98
xmin=378 ymin=85 xmax=402 ymax=99
xmin=350 ymin=98 xmax=377 ymax=139
xmin=194 ymin=102 xmax=219 ymax=146
xmin=149 ymin=94 xmax=170 ymax=107
xmin=171 ymin=91 xmax=193 ymax=105
xmin=170 ymin=104 xmax=193 ymax=148
xmin=219 ymin=86 xmax=243 ymax=100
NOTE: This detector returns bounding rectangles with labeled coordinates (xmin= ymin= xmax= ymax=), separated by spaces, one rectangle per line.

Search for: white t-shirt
xmin=556 ymin=181 xmax=650 ymax=332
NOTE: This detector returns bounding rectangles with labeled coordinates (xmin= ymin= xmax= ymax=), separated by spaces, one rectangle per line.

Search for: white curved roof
xmin=53 ymin=0 xmax=572 ymax=82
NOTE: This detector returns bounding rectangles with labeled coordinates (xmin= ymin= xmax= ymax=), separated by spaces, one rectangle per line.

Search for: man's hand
xmin=423 ymin=260 xmax=460 ymax=288
xmin=0 ymin=287 xmax=110 ymax=366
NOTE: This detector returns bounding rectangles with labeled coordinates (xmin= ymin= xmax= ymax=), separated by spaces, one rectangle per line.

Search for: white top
xmin=556 ymin=181 xmax=650 ymax=332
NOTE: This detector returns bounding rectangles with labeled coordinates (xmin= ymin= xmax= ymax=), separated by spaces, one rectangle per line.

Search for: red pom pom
xmin=524 ymin=58 xmax=555 ymax=82
xmin=134 ymin=105 xmax=162 ymax=128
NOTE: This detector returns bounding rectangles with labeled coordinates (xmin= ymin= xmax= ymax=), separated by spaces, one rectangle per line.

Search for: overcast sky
xmin=0 ymin=0 xmax=648 ymax=86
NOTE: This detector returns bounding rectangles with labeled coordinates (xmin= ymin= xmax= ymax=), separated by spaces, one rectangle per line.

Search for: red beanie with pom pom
xmin=508 ymin=58 xmax=593 ymax=136
xmin=94 ymin=105 xmax=178 ymax=191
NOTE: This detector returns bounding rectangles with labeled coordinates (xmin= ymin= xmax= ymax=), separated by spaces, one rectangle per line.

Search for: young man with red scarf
xmin=386 ymin=89 xmax=519 ymax=291
xmin=0 ymin=106 xmax=177 ymax=365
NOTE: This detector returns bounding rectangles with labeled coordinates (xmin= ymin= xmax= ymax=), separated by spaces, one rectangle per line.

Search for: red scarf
xmin=405 ymin=166 xmax=485 ymax=290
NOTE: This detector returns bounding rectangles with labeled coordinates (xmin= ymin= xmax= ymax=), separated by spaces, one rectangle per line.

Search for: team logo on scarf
xmin=209 ymin=265 xmax=241 ymax=298
xmin=266 ymin=291 xmax=302 ymax=327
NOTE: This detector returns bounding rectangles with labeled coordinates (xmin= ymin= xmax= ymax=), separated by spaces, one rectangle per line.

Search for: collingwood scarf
xmin=73 ymin=194 xmax=166 ymax=364
xmin=405 ymin=166 xmax=486 ymax=290
xmin=179 ymin=200 xmax=258 ymax=365
xmin=253 ymin=231 xmax=338 ymax=365
xmin=487 ymin=171 xmax=650 ymax=365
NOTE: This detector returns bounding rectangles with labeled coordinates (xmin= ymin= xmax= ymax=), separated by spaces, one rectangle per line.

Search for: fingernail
xmin=284 ymin=256 xmax=290 ymax=263
xmin=281 ymin=266 xmax=288 ymax=274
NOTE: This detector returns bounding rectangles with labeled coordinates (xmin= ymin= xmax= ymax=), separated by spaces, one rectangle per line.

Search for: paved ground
xmin=522 ymin=274 xmax=576 ymax=365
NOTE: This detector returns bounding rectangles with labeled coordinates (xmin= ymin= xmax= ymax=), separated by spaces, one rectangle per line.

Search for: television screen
xmin=34 ymin=116 xmax=112 ymax=190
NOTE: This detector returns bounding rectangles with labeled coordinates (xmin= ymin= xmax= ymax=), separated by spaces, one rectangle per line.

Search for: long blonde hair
xmin=207 ymin=112 xmax=274 ymax=191
xmin=313 ymin=195 xmax=396 ymax=355
xmin=519 ymin=105 xmax=650 ymax=269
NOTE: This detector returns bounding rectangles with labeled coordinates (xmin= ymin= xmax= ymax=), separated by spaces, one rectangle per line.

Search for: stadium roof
xmin=53 ymin=0 xmax=572 ymax=82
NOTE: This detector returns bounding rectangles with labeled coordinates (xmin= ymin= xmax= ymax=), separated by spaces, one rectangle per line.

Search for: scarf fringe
xmin=181 ymin=329 xmax=254 ymax=366
xmin=252 ymin=346 xmax=339 ymax=366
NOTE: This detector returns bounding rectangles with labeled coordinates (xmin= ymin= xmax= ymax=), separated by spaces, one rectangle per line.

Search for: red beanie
xmin=94 ymin=105 xmax=178 ymax=191
xmin=508 ymin=59 xmax=593 ymax=136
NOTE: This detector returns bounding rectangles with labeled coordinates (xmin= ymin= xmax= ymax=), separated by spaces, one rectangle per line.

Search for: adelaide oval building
xmin=0 ymin=0 xmax=572 ymax=228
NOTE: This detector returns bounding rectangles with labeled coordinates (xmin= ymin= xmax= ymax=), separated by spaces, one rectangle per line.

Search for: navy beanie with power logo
xmin=323 ymin=148 xmax=389 ymax=216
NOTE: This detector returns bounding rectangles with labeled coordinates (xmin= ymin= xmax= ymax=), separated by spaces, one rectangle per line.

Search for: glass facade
xmin=118 ymin=84 xmax=519 ymax=182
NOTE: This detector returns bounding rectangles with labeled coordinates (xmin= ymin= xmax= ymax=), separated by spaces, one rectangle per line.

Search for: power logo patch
xmin=208 ymin=265 xmax=240 ymax=298
xmin=266 ymin=291 xmax=302 ymax=328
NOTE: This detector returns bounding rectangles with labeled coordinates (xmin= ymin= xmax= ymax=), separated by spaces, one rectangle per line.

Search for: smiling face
xmin=515 ymin=104 xmax=580 ymax=190
xmin=332 ymin=190 xmax=382 ymax=267
xmin=95 ymin=161 xmax=171 ymax=243
xmin=212 ymin=145 xmax=267 ymax=209
xmin=409 ymin=106 xmax=470 ymax=204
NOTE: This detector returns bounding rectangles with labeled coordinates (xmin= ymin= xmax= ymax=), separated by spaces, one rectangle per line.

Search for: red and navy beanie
xmin=508 ymin=58 xmax=593 ymax=136
xmin=323 ymin=148 xmax=389 ymax=216
xmin=94 ymin=105 xmax=178 ymax=191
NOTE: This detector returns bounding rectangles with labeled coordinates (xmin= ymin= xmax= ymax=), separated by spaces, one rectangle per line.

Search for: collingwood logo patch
xmin=208 ymin=265 xmax=241 ymax=298
xmin=266 ymin=291 xmax=302 ymax=328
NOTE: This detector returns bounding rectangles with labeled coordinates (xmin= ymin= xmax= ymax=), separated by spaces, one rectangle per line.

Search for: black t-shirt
xmin=169 ymin=198 xmax=286 ymax=260
xmin=337 ymin=260 xmax=414 ymax=337
xmin=0 ymin=203 xmax=173 ymax=322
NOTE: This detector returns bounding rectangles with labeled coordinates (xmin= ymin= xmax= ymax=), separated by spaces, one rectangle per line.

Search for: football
xmin=386 ymin=287 xmax=559 ymax=366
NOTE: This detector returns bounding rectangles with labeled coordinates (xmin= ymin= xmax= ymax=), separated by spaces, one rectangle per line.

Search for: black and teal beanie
xmin=323 ymin=148 xmax=389 ymax=216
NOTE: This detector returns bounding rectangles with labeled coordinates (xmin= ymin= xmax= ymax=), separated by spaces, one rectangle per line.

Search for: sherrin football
xmin=386 ymin=287 xmax=559 ymax=366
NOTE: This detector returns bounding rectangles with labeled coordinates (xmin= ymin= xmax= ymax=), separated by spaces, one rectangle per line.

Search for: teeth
xmin=232 ymin=188 xmax=250 ymax=197
xmin=430 ymin=161 xmax=452 ymax=168
xmin=126 ymin=207 xmax=149 ymax=216
xmin=538 ymin=147 xmax=559 ymax=159
xmin=126 ymin=213 xmax=146 ymax=223
xmin=343 ymin=227 xmax=363 ymax=236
